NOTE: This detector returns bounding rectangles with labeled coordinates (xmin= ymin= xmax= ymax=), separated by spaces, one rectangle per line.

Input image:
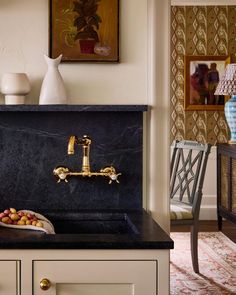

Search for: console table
xmin=217 ymin=144 xmax=236 ymax=229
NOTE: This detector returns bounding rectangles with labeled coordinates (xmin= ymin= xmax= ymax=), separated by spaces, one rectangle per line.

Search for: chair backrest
xmin=170 ymin=140 xmax=211 ymax=218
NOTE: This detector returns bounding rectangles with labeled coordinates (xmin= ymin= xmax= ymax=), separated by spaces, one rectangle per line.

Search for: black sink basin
xmin=0 ymin=210 xmax=174 ymax=250
xmin=46 ymin=212 xmax=139 ymax=235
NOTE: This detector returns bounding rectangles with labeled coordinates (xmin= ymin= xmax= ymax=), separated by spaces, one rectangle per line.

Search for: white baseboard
xmin=200 ymin=194 xmax=217 ymax=220
xmin=201 ymin=147 xmax=217 ymax=220
xmin=199 ymin=205 xmax=217 ymax=220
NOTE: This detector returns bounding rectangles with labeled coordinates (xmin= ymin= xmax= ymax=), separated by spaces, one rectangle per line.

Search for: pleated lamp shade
xmin=215 ymin=64 xmax=236 ymax=143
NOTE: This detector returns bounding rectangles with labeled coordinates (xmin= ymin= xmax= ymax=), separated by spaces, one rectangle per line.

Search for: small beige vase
xmin=1 ymin=73 xmax=31 ymax=104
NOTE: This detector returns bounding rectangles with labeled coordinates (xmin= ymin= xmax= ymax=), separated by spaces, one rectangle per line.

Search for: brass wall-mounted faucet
xmin=68 ymin=135 xmax=91 ymax=173
xmin=53 ymin=135 xmax=121 ymax=184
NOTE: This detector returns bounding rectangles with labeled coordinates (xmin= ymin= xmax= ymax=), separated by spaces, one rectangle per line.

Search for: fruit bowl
xmin=0 ymin=208 xmax=55 ymax=234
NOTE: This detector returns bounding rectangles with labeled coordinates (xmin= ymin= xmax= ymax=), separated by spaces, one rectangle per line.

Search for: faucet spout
xmin=68 ymin=135 xmax=91 ymax=173
xmin=68 ymin=136 xmax=76 ymax=155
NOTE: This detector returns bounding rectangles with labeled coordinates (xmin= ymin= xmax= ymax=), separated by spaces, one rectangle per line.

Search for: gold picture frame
xmin=49 ymin=0 xmax=119 ymax=62
xmin=185 ymin=55 xmax=230 ymax=111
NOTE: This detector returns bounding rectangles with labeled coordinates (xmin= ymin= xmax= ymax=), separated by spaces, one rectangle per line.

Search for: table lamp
xmin=215 ymin=64 xmax=236 ymax=143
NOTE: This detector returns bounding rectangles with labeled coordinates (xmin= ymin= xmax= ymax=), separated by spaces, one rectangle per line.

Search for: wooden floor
xmin=171 ymin=220 xmax=236 ymax=243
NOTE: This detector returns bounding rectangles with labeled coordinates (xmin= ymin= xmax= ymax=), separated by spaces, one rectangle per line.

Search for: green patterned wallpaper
xmin=171 ymin=6 xmax=236 ymax=144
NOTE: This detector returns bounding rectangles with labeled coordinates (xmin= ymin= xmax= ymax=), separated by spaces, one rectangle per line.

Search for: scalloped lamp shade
xmin=215 ymin=64 xmax=236 ymax=143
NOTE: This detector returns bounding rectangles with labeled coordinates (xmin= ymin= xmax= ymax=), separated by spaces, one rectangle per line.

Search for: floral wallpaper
xmin=171 ymin=6 xmax=236 ymax=145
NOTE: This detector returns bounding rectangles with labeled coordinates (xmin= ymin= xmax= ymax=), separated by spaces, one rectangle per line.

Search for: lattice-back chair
xmin=170 ymin=140 xmax=211 ymax=273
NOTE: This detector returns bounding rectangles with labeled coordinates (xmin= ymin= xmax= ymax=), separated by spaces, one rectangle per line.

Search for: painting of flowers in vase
xmin=50 ymin=0 xmax=119 ymax=62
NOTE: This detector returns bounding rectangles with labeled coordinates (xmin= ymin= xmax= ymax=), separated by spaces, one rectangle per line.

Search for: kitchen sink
xmin=46 ymin=212 xmax=140 ymax=235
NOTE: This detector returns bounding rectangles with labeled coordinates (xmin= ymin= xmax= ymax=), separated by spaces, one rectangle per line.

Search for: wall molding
xmin=171 ymin=0 xmax=236 ymax=5
xmin=147 ymin=0 xmax=171 ymax=231
xmin=200 ymin=205 xmax=217 ymax=220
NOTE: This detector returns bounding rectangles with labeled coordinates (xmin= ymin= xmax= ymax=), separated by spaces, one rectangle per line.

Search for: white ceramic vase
xmin=39 ymin=54 xmax=67 ymax=104
xmin=1 ymin=73 xmax=31 ymax=104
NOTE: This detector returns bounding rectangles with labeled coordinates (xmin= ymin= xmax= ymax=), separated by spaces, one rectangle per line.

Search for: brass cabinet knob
xmin=40 ymin=278 xmax=51 ymax=291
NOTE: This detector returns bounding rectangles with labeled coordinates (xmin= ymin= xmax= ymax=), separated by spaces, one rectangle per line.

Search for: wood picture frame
xmin=184 ymin=55 xmax=230 ymax=111
xmin=49 ymin=0 xmax=119 ymax=62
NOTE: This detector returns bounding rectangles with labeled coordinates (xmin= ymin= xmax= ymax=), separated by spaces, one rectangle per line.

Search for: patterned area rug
xmin=170 ymin=232 xmax=236 ymax=295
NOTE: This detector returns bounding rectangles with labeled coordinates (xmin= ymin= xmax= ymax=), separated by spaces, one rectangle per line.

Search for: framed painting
xmin=49 ymin=0 xmax=119 ymax=62
xmin=185 ymin=55 xmax=230 ymax=111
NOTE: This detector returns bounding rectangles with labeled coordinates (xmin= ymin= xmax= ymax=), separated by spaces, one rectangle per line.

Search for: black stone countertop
xmin=0 ymin=210 xmax=174 ymax=250
xmin=0 ymin=104 xmax=148 ymax=112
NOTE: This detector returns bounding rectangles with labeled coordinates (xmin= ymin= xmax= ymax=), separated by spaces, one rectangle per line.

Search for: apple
xmin=17 ymin=211 xmax=25 ymax=217
xmin=0 ymin=213 xmax=6 ymax=219
xmin=2 ymin=216 xmax=10 ymax=223
xmin=10 ymin=208 xmax=17 ymax=214
xmin=10 ymin=213 xmax=20 ymax=221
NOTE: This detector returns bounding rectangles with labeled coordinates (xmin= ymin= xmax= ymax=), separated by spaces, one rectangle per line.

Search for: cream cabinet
xmin=0 ymin=260 xmax=20 ymax=295
xmin=0 ymin=249 xmax=170 ymax=295
xmin=33 ymin=260 xmax=156 ymax=295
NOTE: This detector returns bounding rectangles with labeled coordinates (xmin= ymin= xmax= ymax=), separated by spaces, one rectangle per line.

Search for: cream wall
xmin=0 ymin=0 xmax=171 ymax=231
xmin=0 ymin=0 xmax=147 ymax=104
xmin=147 ymin=0 xmax=170 ymax=230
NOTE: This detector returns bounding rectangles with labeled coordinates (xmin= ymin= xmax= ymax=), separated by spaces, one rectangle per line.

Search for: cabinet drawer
xmin=0 ymin=260 xmax=20 ymax=295
xmin=33 ymin=260 xmax=156 ymax=295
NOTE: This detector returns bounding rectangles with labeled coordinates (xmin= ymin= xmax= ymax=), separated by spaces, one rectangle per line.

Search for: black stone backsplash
xmin=0 ymin=105 xmax=146 ymax=212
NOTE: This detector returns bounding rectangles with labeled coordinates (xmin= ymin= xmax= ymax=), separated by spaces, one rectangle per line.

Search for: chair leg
xmin=217 ymin=214 xmax=222 ymax=231
xmin=190 ymin=224 xmax=199 ymax=273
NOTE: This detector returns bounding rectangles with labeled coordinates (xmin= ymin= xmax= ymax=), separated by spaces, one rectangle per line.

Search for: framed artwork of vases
xmin=184 ymin=55 xmax=230 ymax=111
xmin=49 ymin=0 xmax=119 ymax=62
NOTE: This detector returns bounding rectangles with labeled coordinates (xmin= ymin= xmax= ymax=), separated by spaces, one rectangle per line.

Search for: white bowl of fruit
xmin=0 ymin=208 xmax=55 ymax=234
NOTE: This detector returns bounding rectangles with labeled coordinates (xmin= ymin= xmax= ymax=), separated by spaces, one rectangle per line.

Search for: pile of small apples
xmin=0 ymin=208 xmax=43 ymax=228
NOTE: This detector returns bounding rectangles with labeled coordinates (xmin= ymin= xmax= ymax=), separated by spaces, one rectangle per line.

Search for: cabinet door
xmin=0 ymin=260 xmax=20 ymax=295
xmin=220 ymin=154 xmax=229 ymax=209
xmin=231 ymin=158 xmax=236 ymax=214
xmin=33 ymin=260 xmax=156 ymax=295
